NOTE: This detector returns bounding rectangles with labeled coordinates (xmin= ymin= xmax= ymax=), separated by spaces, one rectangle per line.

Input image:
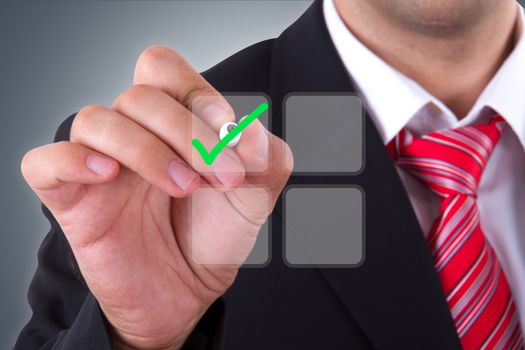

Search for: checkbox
xmin=244 ymin=220 xmax=270 ymax=267
xmin=191 ymin=94 xmax=270 ymax=175
xmin=283 ymin=186 xmax=364 ymax=267
xmin=284 ymin=94 xmax=364 ymax=174
xmin=189 ymin=186 xmax=270 ymax=267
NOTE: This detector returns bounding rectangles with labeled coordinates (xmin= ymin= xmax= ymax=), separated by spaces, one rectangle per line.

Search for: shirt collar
xmin=474 ymin=9 xmax=525 ymax=148
xmin=323 ymin=0 xmax=525 ymax=148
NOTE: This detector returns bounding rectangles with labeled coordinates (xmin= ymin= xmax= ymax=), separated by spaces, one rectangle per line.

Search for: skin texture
xmin=21 ymin=1 xmax=521 ymax=349
xmin=21 ymin=46 xmax=293 ymax=350
xmin=334 ymin=0 xmax=520 ymax=118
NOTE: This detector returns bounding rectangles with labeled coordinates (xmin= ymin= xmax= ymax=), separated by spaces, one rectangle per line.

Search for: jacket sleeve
xmin=14 ymin=114 xmax=225 ymax=350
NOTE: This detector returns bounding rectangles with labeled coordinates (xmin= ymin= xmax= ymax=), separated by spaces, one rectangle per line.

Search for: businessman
xmin=16 ymin=0 xmax=525 ymax=349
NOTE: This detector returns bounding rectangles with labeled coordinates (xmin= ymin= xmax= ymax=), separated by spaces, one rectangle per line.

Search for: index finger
xmin=133 ymin=45 xmax=234 ymax=131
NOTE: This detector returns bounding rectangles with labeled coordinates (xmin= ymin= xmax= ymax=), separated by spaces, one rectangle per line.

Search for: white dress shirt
xmin=323 ymin=0 xmax=525 ymax=333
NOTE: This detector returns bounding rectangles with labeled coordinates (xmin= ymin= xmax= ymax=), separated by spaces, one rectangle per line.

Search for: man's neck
xmin=334 ymin=0 xmax=520 ymax=119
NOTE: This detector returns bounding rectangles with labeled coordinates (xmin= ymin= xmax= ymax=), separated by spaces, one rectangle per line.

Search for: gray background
xmin=0 ymin=1 xmax=312 ymax=347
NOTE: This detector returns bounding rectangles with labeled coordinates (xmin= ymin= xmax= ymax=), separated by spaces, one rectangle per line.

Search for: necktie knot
xmin=389 ymin=115 xmax=505 ymax=198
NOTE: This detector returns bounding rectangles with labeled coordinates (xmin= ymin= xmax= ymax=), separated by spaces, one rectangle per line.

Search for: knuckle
xmin=20 ymin=144 xmax=49 ymax=181
xmin=53 ymin=140 xmax=70 ymax=149
xmin=135 ymin=45 xmax=184 ymax=78
xmin=284 ymin=143 xmax=294 ymax=175
xmin=21 ymin=142 xmax=69 ymax=181
xmin=112 ymin=84 xmax=155 ymax=110
xmin=278 ymin=140 xmax=294 ymax=177
xmin=71 ymin=104 xmax=106 ymax=140
xmin=20 ymin=148 xmax=37 ymax=179
xmin=132 ymin=138 xmax=164 ymax=164
xmin=140 ymin=45 xmax=173 ymax=62
xmin=182 ymin=87 xmax=220 ymax=112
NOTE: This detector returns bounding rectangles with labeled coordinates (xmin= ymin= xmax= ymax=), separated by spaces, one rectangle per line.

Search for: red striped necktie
xmin=388 ymin=115 xmax=524 ymax=349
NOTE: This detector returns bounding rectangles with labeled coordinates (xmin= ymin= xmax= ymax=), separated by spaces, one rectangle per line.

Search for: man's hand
xmin=21 ymin=46 xmax=293 ymax=350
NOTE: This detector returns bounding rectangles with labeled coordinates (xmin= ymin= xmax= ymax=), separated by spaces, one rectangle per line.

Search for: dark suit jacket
xmin=15 ymin=1 xmax=463 ymax=349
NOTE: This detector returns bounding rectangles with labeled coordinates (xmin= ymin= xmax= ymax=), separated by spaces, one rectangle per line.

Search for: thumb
xmin=227 ymin=120 xmax=293 ymax=224
xmin=235 ymin=117 xmax=270 ymax=174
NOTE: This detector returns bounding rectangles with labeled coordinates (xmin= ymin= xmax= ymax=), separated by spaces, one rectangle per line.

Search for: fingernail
xmin=200 ymin=103 xmax=232 ymax=125
xmin=86 ymin=154 xmax=114 ymax=176
xmin=168 ymin=160 xmax=197 ymax=190
xmin=212 ymin=152 xmax=244 ymax=186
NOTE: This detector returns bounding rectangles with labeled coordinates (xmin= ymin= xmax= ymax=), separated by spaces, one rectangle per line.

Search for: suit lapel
xmin=269 ymin=1 xmax=461 ymax=348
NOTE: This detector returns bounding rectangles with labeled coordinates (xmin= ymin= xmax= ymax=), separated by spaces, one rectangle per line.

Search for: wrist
xmin=105 ymin=317 xmax=189 ymax=350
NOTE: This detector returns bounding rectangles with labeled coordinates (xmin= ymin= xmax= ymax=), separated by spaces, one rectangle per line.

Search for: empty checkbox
xmin=283 ymin=186 xmax=364 ymax=266
xmin=284 ymin=94 xmax=364 ymax=174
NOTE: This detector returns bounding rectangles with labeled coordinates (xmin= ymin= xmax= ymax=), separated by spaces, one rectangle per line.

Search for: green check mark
xmin=191 ymin=102 xmax=269 ymax=165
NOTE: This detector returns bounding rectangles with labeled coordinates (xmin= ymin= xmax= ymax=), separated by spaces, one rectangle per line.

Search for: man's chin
xmin=367 ymin=0 xmax=500 ymax=37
